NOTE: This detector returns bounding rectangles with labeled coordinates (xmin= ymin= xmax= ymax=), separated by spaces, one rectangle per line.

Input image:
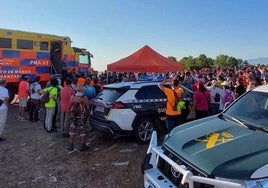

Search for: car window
xmin=135 ymin=85 xmax=166 ymax=99
xmin=225 ymin=90 xmax=268 ymax=127
xmin=96 ymin=88 xmax=126 ymax=102
xmin=183 ymin=90 xmax=193 ymax=99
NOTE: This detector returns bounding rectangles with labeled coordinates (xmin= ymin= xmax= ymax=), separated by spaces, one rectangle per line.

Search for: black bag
xmin=40 ymin=88 xmax=53 ymax=103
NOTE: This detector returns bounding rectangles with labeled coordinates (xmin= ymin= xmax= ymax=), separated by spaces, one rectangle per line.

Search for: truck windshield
xmin=224 ymin=90 xmax=268 ymax=128
xmin=79 ymin=54 xmax=89 ymax=64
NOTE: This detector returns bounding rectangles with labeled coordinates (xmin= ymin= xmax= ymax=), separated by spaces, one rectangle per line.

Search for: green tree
xmin=226 ymin=56 xmax=239 ymax=67
xmin=196 ymin=54 xmax=214 ymax=69
xmin=168 ymin=56 xmax=177 ymax=62
xmin=180 ymin=56 xmax=195 ymax=70
xmin=214 ymin=54 xmax=229 ymax=67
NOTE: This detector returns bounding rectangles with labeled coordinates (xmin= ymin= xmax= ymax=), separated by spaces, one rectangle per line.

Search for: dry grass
xmin=0 ymin=105 xmax=147 ymax=188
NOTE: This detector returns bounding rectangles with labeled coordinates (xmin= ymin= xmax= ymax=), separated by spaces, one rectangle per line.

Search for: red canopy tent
xmin=107 ymin=45 xmax=183 ymax=73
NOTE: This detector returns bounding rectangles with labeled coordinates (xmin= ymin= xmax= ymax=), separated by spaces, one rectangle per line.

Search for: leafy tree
xmin=226 ymin=56 xmax=239 ymax=67
xmin=196 ymin=54 xmax=214 ymax=69
xmin=168 ymin=56 xmax=177 ymax=62
xmin=180 ymin=56 xmax=196 ymax=69
xmin=178 ymin=54 xmax=250 ymax=70
xmin=214 ymin=54 xmax=229 ymax=67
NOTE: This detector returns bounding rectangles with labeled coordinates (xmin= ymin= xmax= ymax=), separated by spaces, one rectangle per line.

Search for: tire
xmin=134 ymin=117 xmax=154 ymax=144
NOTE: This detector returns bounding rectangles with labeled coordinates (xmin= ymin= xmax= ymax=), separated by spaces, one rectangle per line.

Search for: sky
xmin=1 ymin=0 xmax=268 ymax=71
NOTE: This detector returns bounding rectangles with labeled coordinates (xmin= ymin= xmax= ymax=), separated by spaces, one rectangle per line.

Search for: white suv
xmin=90 ymin=81 xmax=193 ymax=144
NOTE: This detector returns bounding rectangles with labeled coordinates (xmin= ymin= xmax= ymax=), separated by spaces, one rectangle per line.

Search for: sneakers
xmin=68 ymin=143 xmax=89 ymax=152
xmin=67 ymin=143 xmax=74 ymax=151
xmin=80 ymin=144 xmax=90 ymax=152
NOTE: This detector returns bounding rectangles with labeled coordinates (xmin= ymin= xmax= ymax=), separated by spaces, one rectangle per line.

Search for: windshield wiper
xmin=220 ymin=113 xmax=247 ymax=128
xmin=256 ymin=126 xmax=268 ymax=133
xmin=222 ymin=114 xmax=268 ymax=133
xmin=239 ymin=118 xmax=268 ymax=133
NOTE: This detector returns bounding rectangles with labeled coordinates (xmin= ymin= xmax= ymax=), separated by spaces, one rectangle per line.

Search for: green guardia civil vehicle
xmin=142 ymin=84 xmax=268 ymax=188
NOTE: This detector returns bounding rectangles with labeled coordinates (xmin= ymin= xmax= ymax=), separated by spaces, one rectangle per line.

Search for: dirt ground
xmin=0 ymin=104 xmax=150 ymax=188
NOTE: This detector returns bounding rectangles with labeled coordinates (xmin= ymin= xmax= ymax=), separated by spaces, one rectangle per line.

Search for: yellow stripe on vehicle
xmin=206 ymin=132 xmax=219 ymax=149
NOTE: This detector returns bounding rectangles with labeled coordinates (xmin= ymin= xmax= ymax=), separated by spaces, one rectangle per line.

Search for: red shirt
xmin=60 ymin=86 xmax=75 ymax=112
xmin=18 ymin=80 xmax=29 ymax=98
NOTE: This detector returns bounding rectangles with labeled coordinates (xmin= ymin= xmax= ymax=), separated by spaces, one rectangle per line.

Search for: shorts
xmin=69 ymin=117 xmax=87 ymax=136
xmin=19 ymin=97 xmax=28 ymax=107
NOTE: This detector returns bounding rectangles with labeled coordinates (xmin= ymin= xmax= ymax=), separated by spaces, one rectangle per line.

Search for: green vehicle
xmin=142 ymin=84 xmax=268 ymax=188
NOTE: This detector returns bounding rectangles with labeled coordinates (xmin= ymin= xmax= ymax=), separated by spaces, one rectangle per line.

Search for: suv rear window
xmin=96 ymin=88 xmax=126 ymax=102
xmin=135 ymin=85 xmax=166 ymax=99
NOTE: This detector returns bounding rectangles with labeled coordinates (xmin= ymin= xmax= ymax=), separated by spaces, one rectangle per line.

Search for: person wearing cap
xmin=0 ymin=79 xmax=9 ymax=141
xmin=158 ymin=78 xmax=184 ymax=133
xmin=220 ymin=80 xmax=235 ymax=111
xmin=193 ymin=81 xmax=211 ymax=119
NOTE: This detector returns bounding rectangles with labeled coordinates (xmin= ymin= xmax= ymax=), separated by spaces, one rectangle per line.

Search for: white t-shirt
xmin=0 ymin=86 xmax=9 ymax=110
xmin=206 ymin=86 xmax=226 ymax=110
xmin=30 ymin=82 xmax=42 ymax=99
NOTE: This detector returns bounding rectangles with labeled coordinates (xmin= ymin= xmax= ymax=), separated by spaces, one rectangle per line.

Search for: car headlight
xmin=245 ymin=179 xmax=268 ymax=188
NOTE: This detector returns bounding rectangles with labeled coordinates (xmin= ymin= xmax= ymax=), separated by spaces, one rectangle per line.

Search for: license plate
xmin=95 ymin=106 xmax=104 ymax=112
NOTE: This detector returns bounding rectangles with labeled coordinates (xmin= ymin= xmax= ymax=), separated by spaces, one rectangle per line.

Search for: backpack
xmin=70 ymin=96 xmax=86 ymax=122
xmin=171 ymin=89 xmax=185 ymax=111
xmin=40 ymin=87 xmax=53 ymax=103
xmin=222 ymin=90 xmax=234 ymax=106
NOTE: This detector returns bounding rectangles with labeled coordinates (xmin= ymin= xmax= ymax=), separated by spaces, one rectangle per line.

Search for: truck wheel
xmin=134 ymin=117 xmax=154 ymax=144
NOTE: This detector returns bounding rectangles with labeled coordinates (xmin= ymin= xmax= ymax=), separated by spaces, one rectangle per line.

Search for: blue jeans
xmin=165 ymin=115 xmax=181 ymax=133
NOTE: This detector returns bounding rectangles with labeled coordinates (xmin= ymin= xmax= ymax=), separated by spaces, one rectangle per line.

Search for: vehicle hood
xmin=164 ymin=115 xmax=268 ymax=179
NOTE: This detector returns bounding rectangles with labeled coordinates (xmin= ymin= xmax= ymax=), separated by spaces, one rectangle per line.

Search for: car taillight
xmin=112 ymin=102 xmax=125 ymax=109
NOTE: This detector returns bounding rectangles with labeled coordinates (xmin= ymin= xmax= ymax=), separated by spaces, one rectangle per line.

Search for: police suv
xmin=90 ymin=81 xmax=193 ymax=144
xmin=142 ymin=84 xmax=268 ymax=187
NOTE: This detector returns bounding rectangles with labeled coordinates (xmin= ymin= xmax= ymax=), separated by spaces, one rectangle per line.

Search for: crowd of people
xmin=0 ymin=65 xmax=267 ymax=145
xmin=0 ymin=70 xmax=103 ymax=151
xmin=158 ymin=65 xmax=268 ymax=133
